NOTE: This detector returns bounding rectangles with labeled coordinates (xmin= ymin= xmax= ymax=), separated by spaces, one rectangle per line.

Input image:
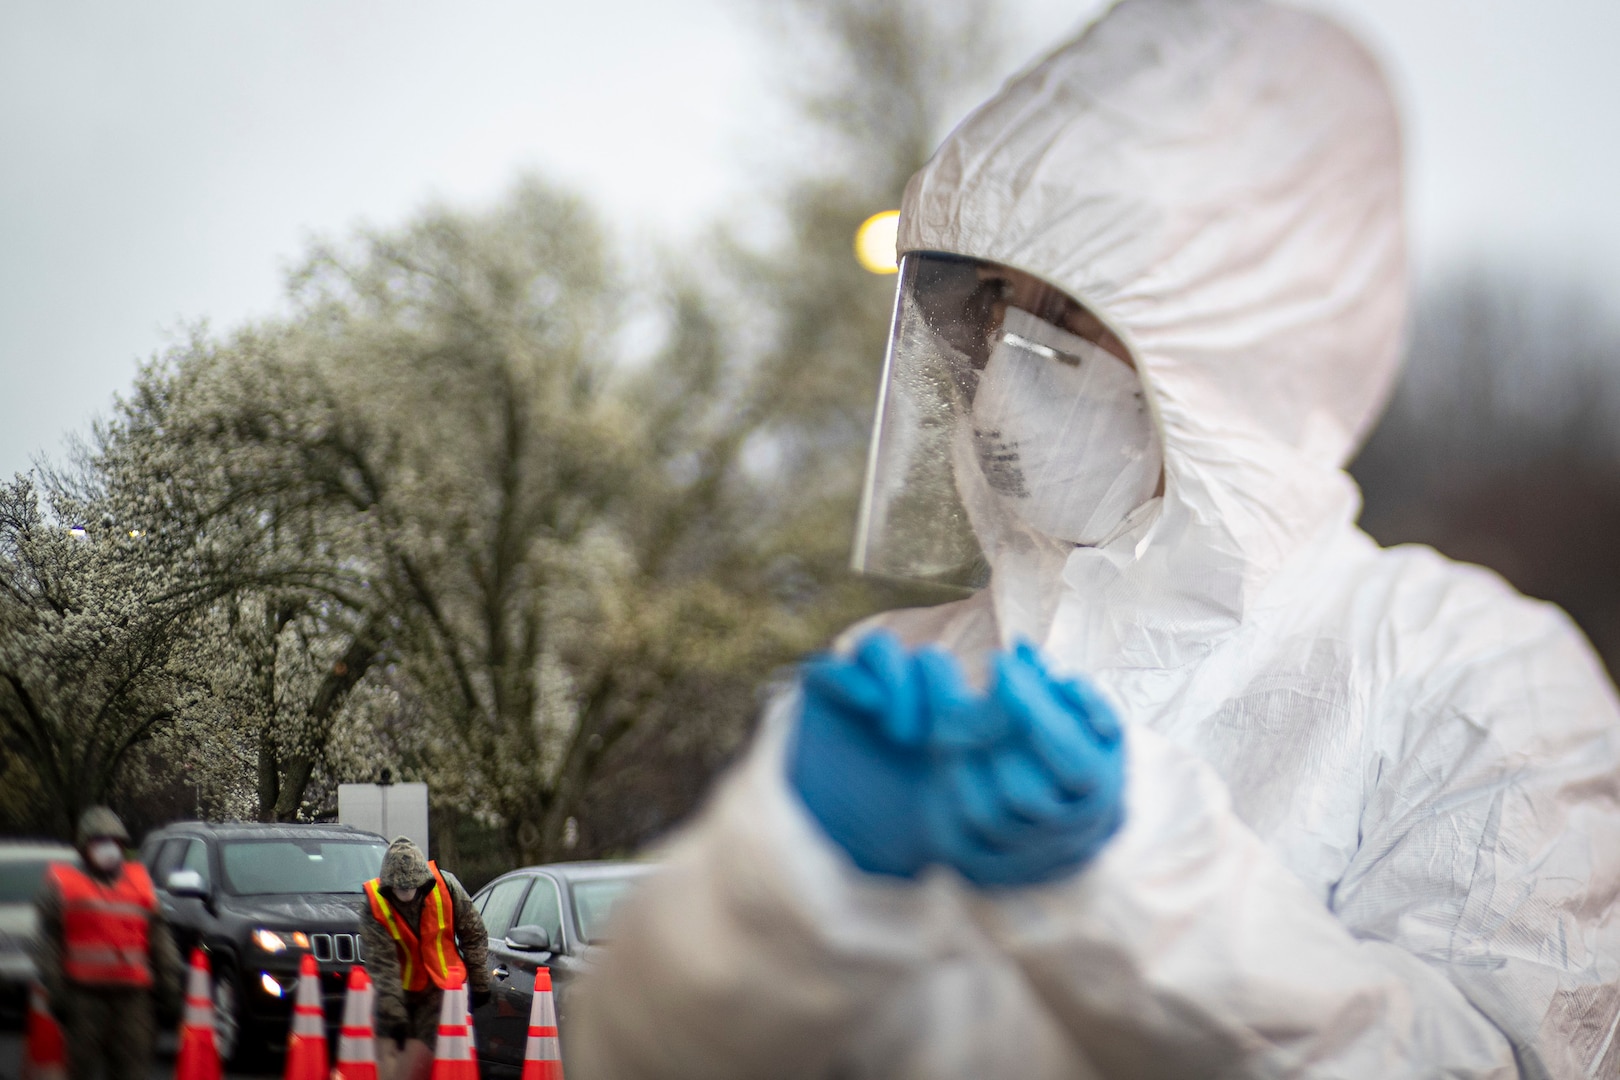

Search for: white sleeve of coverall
xmin=968 ymin=721 xmax=1522 ymax=1078
xmin=1331 ymin=594 xmax=1620 ymax=1079
xmin=567 ymin=689 xmax=960 ymax=1080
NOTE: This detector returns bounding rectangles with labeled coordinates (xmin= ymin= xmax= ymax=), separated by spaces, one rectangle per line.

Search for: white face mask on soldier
xmin=87 ymin=840 xmax=123 ymax=874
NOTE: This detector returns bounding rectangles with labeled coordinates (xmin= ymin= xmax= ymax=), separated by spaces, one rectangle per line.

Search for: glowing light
xmin=854 ymin=211 xmax=901 ymax=274
xmin=128 ymin=530 xmax=143 ymax=538
xmin=259 ymin=972 xmax=284 ymax=998
xmin=252 ymin=928 xmax=288 ymax=953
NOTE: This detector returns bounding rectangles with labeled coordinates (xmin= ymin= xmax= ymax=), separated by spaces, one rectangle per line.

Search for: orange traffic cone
xmin=334 ymin=965 xmax=378 ymax=1080
xmin=283 ymin=953 xmax=328 ymax=1080
xmin=520 ymin=967 xmax=564 ymax=1080
xmin=174 ymin=948 xmax=223 ymax=1080
xmin=429 ymin=980 xmax=476 ymax=1080
xmin=20 ymin=981 xmax=66 ymax=1080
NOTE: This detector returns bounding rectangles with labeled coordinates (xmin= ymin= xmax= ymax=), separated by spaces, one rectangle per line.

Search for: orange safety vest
xmin=46 ymin=861 xmax=157 ymax=989
xmin=364 ymin=862 xmax=467 ymax=993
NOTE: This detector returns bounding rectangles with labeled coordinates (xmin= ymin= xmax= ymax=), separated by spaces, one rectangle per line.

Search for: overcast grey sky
xmin=3 ymin=0 xmax=1619 ymax=478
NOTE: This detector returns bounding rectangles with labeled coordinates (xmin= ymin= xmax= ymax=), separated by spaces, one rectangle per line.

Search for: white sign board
xmin=339 ymin=782 xmax=429 ymax=853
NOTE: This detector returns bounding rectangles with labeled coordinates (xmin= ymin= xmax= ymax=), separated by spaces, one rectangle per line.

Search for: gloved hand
xmin=470 ymin=987 xmax=492 ymax=1009
xmin=789 ymin=631 xmax=1125 ymax=887
xmin=787 ymin=630 xmax=937 ymax=877
xmin=926 ymin=641 xmax=1126 ymax=886
xmin=389 ymin=1021 xmax=410 ymax=1050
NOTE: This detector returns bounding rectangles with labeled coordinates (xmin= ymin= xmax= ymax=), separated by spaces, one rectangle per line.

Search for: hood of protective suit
xmin=897 ymin=0 xmax=1406 ymax=668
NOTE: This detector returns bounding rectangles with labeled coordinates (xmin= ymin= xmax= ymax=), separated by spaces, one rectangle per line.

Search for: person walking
xmin=33 ymin=806 xmax=181 ymax=1080
xmin=361 ymin=836 xmax=490 ymax=1075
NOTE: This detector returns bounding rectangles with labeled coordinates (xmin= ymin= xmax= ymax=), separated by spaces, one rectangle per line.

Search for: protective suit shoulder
xmin=1368 ymin=541 xmax=1616 ymax=724
xmin=1333 ymin=540 xmax=1620 ymax=1075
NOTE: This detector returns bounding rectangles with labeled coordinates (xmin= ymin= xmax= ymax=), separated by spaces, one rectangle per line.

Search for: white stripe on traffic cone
xmin=335 ymin=964 xmax=378 ymax=1080
xmin=174 ymin=948 xmax=222 ymax=1080
xmin=283 ymin=953 xmax=328 ymax=1080
xmin=430 ymin=981 xmax=475 ymax=1079
xmin=521 ymin=966 xmax=564 ymax=1079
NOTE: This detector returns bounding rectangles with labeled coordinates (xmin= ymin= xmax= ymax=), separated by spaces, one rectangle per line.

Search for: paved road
xmin=0 ymin=1029 xmax=278 ymax=1078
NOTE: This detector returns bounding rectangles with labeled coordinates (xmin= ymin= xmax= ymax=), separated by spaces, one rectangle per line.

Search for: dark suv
xmin=140 ymin=822 xmax=387 ymax=1062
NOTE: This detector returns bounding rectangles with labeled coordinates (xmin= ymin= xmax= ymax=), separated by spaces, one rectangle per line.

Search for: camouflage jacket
xmin=361 ymin=869 xmax=490 ymax=1030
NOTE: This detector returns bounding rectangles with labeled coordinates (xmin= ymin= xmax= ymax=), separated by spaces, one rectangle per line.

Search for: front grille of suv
xmin=309 ymin=932 xmax=363 ymax=964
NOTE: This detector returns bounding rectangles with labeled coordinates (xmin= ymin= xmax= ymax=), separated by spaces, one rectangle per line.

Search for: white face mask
xmin=87 ymin=840 xmax=124 ymax=874
xmin=970 ymin=307 xmax=1161 ymax=545
xmin=393 ymin=886 xmax=418 ymax=904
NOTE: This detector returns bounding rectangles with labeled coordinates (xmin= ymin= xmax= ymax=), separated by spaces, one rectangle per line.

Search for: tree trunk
xmin=274 ymin=756 xmax=316 ymax=821
xmin=431 ymin=804 xmax=459 ymax=866
xmin=257 ymin=739 xmax=280 ymax=822
xmin=271 ymin=634 xmax=380 ymax=821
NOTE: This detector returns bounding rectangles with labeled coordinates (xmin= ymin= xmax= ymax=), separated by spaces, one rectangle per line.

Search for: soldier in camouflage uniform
xmin=33 ymin=807 xmax=182 ymax=1080
xmin=361 ymin=836 xmax=490 ymax=1052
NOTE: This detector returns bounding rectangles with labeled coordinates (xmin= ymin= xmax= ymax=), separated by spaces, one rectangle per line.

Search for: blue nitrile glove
xmin=925 ymin=641 xmax=1126 ymax=887
xmin=789 ymin=632 xmax=1125 ymax=886
xmin=788 ymin=630 xmax=936 ymax=876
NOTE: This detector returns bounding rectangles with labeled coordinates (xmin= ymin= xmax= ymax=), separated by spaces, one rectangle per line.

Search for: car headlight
xmin=252 ymin=928 xmax=313 ymax=954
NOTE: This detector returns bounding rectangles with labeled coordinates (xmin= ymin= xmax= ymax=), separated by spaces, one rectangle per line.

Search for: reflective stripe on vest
xmin=363 ymin=862 xmax=467 ymax=992
xmin=48 ymin=862 xmax=157 ymax=988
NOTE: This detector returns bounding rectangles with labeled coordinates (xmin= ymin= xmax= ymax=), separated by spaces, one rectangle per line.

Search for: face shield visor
xmin=852 ymin=252 xmax=1162 ymax=589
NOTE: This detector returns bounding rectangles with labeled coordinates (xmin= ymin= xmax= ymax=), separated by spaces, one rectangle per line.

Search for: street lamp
xmin=854 ymin=210 xmax=901 ymax=275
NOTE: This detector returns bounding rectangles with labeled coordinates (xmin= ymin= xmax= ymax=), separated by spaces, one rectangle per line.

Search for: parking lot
xmin=0 ymin=822 xmax=644 ymax=1078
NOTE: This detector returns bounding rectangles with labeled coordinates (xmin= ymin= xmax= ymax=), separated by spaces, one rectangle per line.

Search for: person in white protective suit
xmin=569 ymin=0 xmax=1620 ymax=1077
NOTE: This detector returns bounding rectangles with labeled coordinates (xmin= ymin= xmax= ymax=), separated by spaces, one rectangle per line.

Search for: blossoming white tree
xmin=0 ymin=0 xmax=1010 ymax=855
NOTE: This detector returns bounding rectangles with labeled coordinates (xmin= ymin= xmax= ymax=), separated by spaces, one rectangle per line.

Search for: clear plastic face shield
xmin=853 ymin=252 xmax=1162 ymax=589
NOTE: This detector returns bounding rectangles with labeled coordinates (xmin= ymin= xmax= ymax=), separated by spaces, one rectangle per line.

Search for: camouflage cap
xmin=379 ymin=836 xmax=433 ymax=891
xmin=76 ymin=806 xmax=130 ymax=847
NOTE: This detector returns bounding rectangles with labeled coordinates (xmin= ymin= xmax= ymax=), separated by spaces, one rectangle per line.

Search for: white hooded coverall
xmin=569 ymin=1 xmax=1620 ymax=1076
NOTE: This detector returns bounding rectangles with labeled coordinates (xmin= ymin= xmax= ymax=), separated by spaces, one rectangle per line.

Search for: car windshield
xmin=219 ymin=839 xmax=385 ymax=896
xmin=0 ymin=856 xmax=74 ymax=903
xmin=570 ymin=874 xmax=644 ymax=944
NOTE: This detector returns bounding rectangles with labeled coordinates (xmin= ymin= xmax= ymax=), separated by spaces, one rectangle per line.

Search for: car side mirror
xmin=504 ymin=924 xmax=552 ymax=953
xmin=166 ymin=869 xmax=208 ymax=899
